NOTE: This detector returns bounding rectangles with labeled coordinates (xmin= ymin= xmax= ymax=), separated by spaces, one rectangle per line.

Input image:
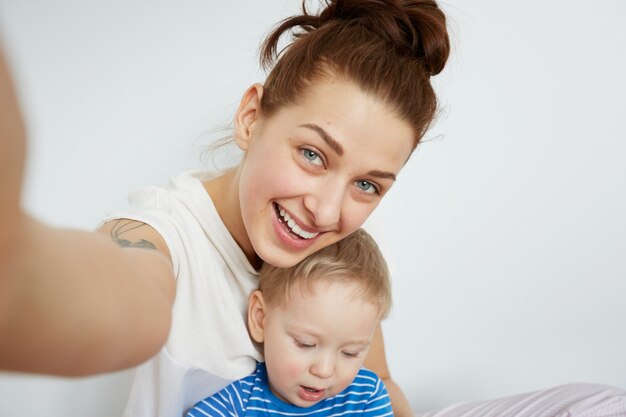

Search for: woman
xmin=1 ymin=1 xmax=444 ymax=416
xmin=1 ymin=1 xmax=624 ymax=417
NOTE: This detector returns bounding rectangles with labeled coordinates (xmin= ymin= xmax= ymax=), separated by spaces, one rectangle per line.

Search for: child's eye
xmin=342 ymin=351 xmax=359 ymax=359
xmin=355 ymin=180 xmax=379 ymax=195
xmin=294 ymin=339 xmax=315 ymax=349
xmin=301 ymin=148 xmax=323 ymax=166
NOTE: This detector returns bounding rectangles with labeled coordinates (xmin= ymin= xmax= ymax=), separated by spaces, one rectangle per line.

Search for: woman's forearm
xmin=0 ymin=215 xmax=175 ymax=376
xmin=383 ymin=377 xmax=414 ymax=417
xmin=1 ymin=49 xmax=176 ymax=376
xmin=0 ymin=47 xmax=27 ymax=304
xmin=364 ymin=326 xmax=415 ymax=416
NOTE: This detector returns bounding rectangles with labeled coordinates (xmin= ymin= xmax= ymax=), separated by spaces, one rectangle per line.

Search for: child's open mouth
xmin=298 ymin=385 xmax=325 ymax=402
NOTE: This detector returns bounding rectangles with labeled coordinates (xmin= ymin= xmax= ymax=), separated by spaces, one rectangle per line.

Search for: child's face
xmin=235 ymin=76 xmax=414 ymax=269
xmin=257 ymin=281 xmax=381 ymax=407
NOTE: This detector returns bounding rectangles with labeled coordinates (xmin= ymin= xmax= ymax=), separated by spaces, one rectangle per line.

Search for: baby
xmin=186 ymin=228 xmax=393 ymax=417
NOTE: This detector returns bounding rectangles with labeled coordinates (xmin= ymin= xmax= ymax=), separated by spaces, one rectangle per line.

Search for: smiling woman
xmin=1 ymin=1 xmax=626 ymax=417
xmin=0 ymin=0 xmax=447 ymax=416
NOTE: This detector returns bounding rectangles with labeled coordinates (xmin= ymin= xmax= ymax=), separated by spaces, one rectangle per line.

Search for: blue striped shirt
xmin=186 ymin=362 xmax=393 ymax=417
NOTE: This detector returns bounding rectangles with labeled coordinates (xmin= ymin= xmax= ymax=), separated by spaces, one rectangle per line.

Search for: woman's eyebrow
xmin=300 ymin=123 xmax=344 ymax=156
xmin=368 ymin=170 xmax=397 ymax=181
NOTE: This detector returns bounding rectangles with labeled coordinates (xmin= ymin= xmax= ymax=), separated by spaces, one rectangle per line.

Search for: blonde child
xmin=187 ymin=229 xmax=392 ymax=417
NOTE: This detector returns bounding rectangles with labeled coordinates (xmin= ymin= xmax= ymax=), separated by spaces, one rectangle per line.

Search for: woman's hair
xmin=258 ymin=229 xmax=392 ymax=319
xmin=260 ymin=0 xmax=450 ymax=148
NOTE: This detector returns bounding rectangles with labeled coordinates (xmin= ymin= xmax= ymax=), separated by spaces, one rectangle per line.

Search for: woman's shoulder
xmin=125 ymin=170 xmax=217 ymax=208
xmin=95 ymin=170 xmax=217 ymax=267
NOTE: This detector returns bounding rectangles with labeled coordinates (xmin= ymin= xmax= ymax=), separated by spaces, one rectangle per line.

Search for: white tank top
xmin=103 ymin=170 xmax=262 ymax=417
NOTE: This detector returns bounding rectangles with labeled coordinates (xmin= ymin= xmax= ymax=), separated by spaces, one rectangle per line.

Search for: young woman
xmin=1 ymin=1 xmax=446 ymax=416
xmin=1 ymin=1 xmax=624 ymax=417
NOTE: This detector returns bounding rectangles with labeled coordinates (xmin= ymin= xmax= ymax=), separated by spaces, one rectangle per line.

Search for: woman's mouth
xmin=274 ymin=203 xmax=319 ymax=240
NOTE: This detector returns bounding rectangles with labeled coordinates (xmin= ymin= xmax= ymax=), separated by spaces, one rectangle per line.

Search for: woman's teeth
xmin=278 ymin=207 xmax=319 ymax=239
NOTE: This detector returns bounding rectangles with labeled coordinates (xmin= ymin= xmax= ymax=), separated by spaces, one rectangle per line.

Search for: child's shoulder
xmin=235 ymin=362 xmax=265 ymax=387
xmin=355 ymin=367 xmax=383 ymax=382
xmin=232 ymin=361 xmax=267 ymax=392
xmin=346 ymin=367 xmax=387 ymax=395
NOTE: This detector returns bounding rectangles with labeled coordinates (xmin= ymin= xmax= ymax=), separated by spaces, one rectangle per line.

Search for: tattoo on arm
xmin=110 ymin=220 xmax=157 ymax=250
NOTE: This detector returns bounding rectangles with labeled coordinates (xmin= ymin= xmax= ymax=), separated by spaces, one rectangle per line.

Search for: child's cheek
xmin=286 ymin=362 xmax=304 ymax=379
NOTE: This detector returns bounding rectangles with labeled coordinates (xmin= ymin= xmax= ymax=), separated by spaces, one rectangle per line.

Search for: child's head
xmin=231 ymin=0 xmax=450 ymax=269
xmin=247 ymin=229 xmax=391 ymax=407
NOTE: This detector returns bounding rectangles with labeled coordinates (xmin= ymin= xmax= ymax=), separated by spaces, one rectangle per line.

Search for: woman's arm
xmin=0 ymin=216 xmax=176 ymax=376
xmin=364 ymin=326 xmax=414 ymax=417
xmin=0 ymin=47 xmax=26 ymax=307
xmin=0 ymin=48 xmax=176 ymax=376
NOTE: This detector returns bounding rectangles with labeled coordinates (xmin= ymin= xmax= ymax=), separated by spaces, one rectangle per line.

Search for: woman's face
xmin=236 ymin=76 xmax=414 ymax=268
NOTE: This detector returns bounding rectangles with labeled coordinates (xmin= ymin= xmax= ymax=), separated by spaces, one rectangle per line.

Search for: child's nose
xmin=310 ymin=352 xmax=335 ymax=379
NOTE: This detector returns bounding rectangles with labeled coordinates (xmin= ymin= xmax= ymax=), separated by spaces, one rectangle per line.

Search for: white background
xmin=1 ymin=1 xmax=625 ymax=416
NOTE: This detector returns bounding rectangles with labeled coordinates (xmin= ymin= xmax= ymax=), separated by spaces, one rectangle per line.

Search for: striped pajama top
xmin=186 ymin=362 xmax=393 ymax=417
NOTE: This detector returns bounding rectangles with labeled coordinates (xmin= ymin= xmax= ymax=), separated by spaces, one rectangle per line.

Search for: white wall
xmin=1 ymin=1 xmax=624 ymax=416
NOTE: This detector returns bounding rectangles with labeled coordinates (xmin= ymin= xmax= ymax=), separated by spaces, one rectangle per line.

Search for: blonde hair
xmin=258 ymin=229 xmax=392 ymax=318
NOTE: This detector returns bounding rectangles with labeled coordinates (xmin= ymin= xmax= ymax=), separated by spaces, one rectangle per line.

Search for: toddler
xmin=186 ymin=228 xmax=393 ymax=417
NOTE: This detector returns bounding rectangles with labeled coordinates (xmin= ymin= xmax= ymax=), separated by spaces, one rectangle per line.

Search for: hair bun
xmin=315 ymin=0 xmax=450 ymax=76
xmin=260 ymin=0 xmax=450 ymax=146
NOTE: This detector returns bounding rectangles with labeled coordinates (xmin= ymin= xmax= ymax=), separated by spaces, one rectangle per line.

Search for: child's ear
xmin=234 ymin=83 xmax=264 ymax=152
xmin=247 ymin=290 xmax=266 ymax=343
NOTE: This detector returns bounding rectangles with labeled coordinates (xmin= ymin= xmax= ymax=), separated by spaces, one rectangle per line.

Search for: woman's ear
xmin=247 ymin=290 xmax=266 ymax=344
xmin=234 ymin=83 xmax=264 ymax=152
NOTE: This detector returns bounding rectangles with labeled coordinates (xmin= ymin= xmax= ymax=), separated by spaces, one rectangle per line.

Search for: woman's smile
xmin=275 ymin=203 xmax=320 ymax=240
xmin=272 ymin=203 xmax=322 ymax=251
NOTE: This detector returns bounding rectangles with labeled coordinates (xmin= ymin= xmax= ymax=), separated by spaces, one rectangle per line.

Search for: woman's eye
xmin=342 ymin=351 xmax=359 ymax=359
xmin=301 ymin=148 xmax=323 ymax=166
xmin=355 ymin=180 xmax=379 ymax=195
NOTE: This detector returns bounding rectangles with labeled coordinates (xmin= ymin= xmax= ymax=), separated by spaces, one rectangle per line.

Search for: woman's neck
xmin=202 ymin=168 xmax=261 ymax=268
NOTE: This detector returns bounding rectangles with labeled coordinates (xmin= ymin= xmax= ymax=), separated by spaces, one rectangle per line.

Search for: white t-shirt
xmin=103 ymin=170 xmax=263 ymax=417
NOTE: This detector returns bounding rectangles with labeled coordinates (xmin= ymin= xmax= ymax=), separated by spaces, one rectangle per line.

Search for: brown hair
xmin=259 ymin=0 xmax=450 ymax=147
xmin=258 ymin=229 xmax=392 ymax=318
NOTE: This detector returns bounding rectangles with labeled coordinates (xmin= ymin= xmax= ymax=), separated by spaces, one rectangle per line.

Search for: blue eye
xmin=355 ymin=180 xmax=379 ymax=195
xmin=301 ymin=148 xmax=323 ymax=166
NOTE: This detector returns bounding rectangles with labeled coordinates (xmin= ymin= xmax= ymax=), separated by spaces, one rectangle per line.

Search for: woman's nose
xmin=304 ymin=180 xmax=344 ymax=229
